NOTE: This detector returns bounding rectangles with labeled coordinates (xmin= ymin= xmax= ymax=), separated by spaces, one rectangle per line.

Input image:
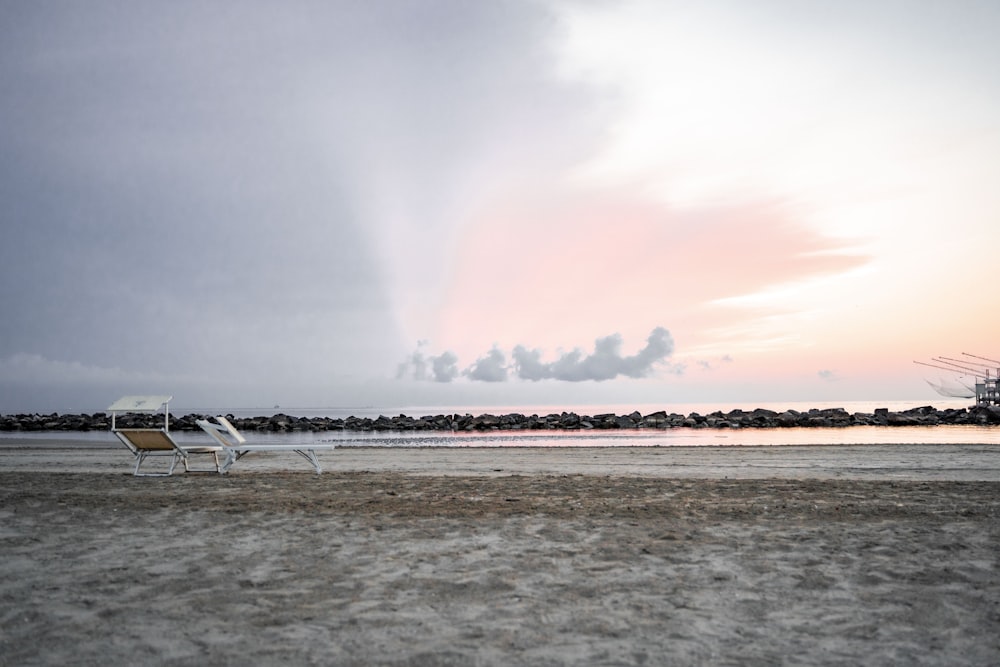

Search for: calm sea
xmin=3 ymin=398 xmax=998 ymax=447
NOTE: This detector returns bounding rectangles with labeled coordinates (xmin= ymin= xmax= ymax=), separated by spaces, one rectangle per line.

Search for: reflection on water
xmin=315 ymin=425 xmax=1000 ymax=447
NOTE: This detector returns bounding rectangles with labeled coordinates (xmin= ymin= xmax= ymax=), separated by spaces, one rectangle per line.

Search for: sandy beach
xmin=2 ymin=443 xmax=999 ymax=665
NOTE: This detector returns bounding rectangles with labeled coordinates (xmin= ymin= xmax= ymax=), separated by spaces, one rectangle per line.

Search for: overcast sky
xmin=2 ymin=1 xmax=999 ymax=413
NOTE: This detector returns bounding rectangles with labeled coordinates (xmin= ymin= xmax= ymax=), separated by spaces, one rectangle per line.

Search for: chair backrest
xmin=196 ymin=417 xmax=246 ymax=448
xmin=115 ymin=429 xmax=180 ymax=452
xmin=213 ymin=416 xmax=247 ymax=444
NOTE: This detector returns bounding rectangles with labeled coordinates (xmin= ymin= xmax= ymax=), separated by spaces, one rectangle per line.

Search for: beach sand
xmin=1 ymin=444 xmax=999 ymax=665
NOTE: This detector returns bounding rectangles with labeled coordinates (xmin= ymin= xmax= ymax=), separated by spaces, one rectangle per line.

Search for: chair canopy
xmin=108 ymin=395 xmax=173 ymax=431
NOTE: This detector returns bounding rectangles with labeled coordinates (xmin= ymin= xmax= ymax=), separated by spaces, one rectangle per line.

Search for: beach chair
xmin=109 ymin=396 xmax=223 ymax=476
xmin=196 ymin=416 xmax=334 ymax=474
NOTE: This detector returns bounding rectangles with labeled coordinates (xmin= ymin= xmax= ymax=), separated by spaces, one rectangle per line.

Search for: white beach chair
xmin=108 ymin=396 xmax=223 ymax=476
xmin=196 ymin=415 xmax=334 ymax=474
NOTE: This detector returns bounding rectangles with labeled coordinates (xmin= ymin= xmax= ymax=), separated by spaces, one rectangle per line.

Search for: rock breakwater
xmin=3 ymin=405 xmax=1000 ymax=432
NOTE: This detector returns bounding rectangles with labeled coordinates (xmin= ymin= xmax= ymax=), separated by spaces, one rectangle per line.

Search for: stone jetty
xmin=2 ymin=405 xmax=1000 ymax=432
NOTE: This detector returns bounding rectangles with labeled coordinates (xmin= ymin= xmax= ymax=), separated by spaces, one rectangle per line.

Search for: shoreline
xmin=2 ymin=441 xmax=1000 ymax=480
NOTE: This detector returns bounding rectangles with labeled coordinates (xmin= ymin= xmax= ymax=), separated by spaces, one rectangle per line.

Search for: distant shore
xmin=3 ymin=403 xmax=1000 ymax=432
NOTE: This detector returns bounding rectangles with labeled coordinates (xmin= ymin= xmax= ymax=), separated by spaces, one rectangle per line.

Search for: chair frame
xmin=196 ymin=416 xmax=333 ymax=474
xmin=109 ymin=396 xmax=222 ymax=476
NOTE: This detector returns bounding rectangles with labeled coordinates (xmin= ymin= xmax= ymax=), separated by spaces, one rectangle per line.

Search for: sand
xmin=1 ymin=443 xmax=999 ymax=665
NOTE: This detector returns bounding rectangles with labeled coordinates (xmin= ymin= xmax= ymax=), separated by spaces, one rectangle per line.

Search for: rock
xmin=0 ymin=403 xmax=986 ymax=432
xmin=777 ymin=411 xmax=800 ymax=427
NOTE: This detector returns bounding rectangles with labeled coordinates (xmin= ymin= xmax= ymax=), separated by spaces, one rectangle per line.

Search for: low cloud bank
xmin=0 ymin=353 xmax=170 ymax=386
xmin=398 ymin=327 xmax=678 ymax=383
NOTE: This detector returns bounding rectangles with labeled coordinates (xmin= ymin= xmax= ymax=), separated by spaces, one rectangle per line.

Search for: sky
xmin=2 ymin=0 xmax=999 ymax=413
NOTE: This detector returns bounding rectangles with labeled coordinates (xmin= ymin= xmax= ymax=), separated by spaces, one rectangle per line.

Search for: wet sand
xmin=1 ymin=443 xmax=999 ymax=665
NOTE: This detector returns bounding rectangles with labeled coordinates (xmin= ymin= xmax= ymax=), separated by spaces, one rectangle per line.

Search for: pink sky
xmin=2 ymin=1 xmax=999 ymax=411
xmin=380 ymin=1 xmax=1000 ymax=406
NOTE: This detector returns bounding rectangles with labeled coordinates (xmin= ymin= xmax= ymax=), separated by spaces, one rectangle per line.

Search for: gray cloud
xmin=397 ymin=344 xmax=458 ymax=383
xmin=510 ymin=346 xmax=551 ymax=382
xmin=402 ymin=328 xmax=677 ymax=384
xmin=465 ymin=348 xmax=508 ymax=383
xmin=517 ymin=327 xmax=676 ymax=382
xmin=697 ymin=354 xmax=735 ymax=371
xmin=396 ymin=351 xmax=428 ymax=382
xmin=431 ymin=352 xmax=460 ymax=384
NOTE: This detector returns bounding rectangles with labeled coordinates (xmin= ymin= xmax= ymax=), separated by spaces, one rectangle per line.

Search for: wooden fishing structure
xmin=914 ymin=353 xmax=1000 ymax=406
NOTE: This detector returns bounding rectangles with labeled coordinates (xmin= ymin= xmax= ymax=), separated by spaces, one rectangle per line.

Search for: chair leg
xmin=182 ymin=452 xmax=223 ymax=474
xmin=133 ymin=452 xmax=177 ymax=477
xmin=167 ymin=452 xmax=180 ymax=476
xmin=219 ymin=450 xmax=237 ymax=474
xmin=293 ymin=449 xmax=323 ymax=474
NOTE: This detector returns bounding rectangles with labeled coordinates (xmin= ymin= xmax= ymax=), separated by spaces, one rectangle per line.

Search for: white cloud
xmin=818 ymin=369 xmax=839 ymax=382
